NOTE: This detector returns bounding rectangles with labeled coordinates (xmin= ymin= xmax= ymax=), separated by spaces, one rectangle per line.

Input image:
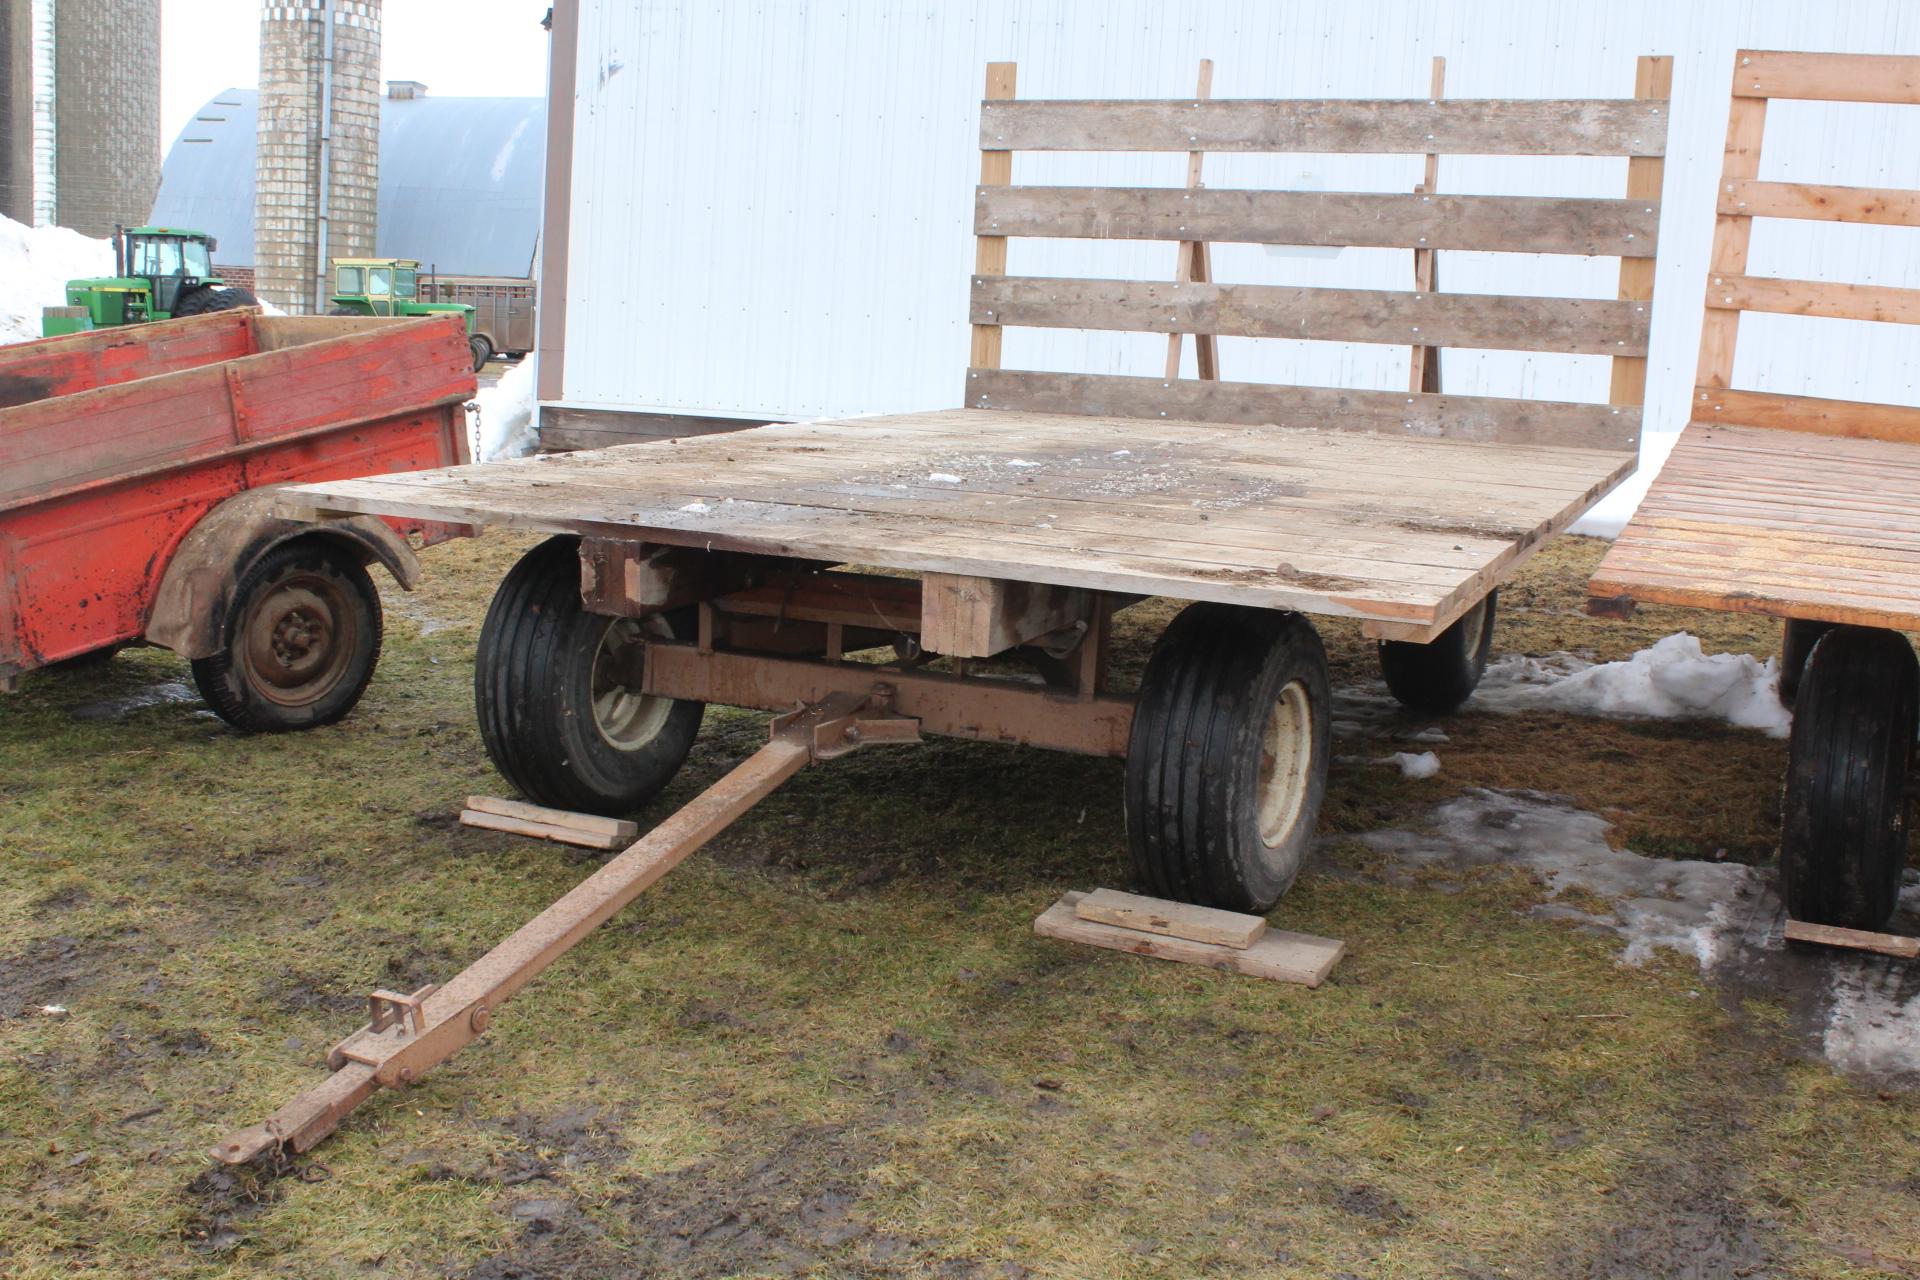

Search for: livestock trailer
xmin=0 ymin=311 xmax=474 ymax=729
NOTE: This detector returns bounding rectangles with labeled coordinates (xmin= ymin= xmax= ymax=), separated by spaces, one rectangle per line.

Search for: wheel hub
xmin=241 ymin=577 xmax=354 ymax=705
xmin=590 ymin=618 xmax=674 ymax=749
xmin=1257 ymin=680 xmax=1314 ymax=849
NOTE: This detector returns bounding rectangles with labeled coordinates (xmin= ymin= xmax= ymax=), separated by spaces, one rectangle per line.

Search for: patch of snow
xmin=1823 ymin=974 xmax=1920 ymax=1078
xmin=0 ymin=213 xmax=114 ymax=344
xmin=1357 ymin=789 xmax=1753 ymax=969
xmin=1005 ymin=458 xmax=1040 ymax=468
xmin=1399 ymin=727 xmax=1449 ymax=745
xmin=928 ymin=473 xmax=962 ymax=484
xmin=678 ymin=501 xmax=712 ymax=514
xmin=1473 ymin=633 xmax=1790 ymax=739
xmin=467 ymin=357 xmax=537 ymax=461
xmin=39 ymin=1004 xmax=68 ymax=1016
xmin=1111 ymin=449 xmax=1132 ymax=457
xmin=1381 ymin=750 xmax=1441 ymax=779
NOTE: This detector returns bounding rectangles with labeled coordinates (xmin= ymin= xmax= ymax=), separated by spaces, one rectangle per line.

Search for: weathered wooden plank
xmin=1074 ymin=887 xmax=1267 ymax=948
xmin=1783 ymin=919 xmax=1920 ymax=959
xmin=1610 ymin=56 xmax=1671 ymax=409
xmin=1692 ymin=386 xmax=1920 ymax=444
xmin=1718 ymin=179 xmax=1920 ymax=227
xmin=1731 ymin=49 xmax=1920 ymax=105
xmin=1703 ymin=274 xmax=1920 ymax=326
xmin=967 ymin=368 xmax=1641 ymax=451
xmin=976 ymin=186 xmax=1659 ymax=257
xmin=1695 ymin=92 xmax=1767 ymax=390
xmin=465 ymin=796 xmax=640 ymax=842
xmin=970 ymin=275 xmax=1651 ymax=355
xmin=1035 ymin=891 xmax=1343 ymax=986
xmin=980 ymin=97 xmax=1669 ymax=156
xmin=458 ymin=809 xmax=628 ymax=851
xmin=920 ymin=573 xmax=1089 ymax=658
xmin=971 ymin=62 xmax=1019 ymax=375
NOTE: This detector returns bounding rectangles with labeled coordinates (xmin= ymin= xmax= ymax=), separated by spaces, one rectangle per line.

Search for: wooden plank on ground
xmin=465 ymin=795 xmax=641 ymax=841
xmin=972 ymin=276 xmax=1650 ymax=355
xmin=1036 ymin=891 xmax=1343 ymax=986
xmin=1718 ymin=179 xmax=1920 ymax=227
xmin=1731 ymin=49 xmax=1920 ymax=105
xmin=1784 ymin=919 xmax=1920 ymax=959
xmin=975 ymin=187 xmax=1659 ymax=257
xmin=1074 ymin=887 xmax=1266 ymax=948
xmin=967 ymin=368 xmax=1642 ymax=451
xmin=460 ymin=807 xmax=635 ymax=851
xmin=979 ymin=97 xmax=1669 ymax=156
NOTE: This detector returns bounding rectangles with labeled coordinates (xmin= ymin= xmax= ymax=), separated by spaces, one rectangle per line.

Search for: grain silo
xmin=255 ymin=1 xmax=381 ymax=314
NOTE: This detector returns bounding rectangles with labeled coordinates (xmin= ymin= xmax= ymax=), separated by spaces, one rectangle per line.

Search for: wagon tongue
xmin=209 ymin=690 xmax=920 ymax=1165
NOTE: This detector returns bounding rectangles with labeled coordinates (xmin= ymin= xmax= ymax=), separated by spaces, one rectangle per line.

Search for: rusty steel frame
xmin=212 ymin=691 xmax=921 ymax=1165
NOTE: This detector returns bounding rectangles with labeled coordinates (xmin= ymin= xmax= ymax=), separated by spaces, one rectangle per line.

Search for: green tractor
xmin=42 ymin=226 xmax=258 ymax=336
xmin=328 ymin=258 xmax=491 ymax=372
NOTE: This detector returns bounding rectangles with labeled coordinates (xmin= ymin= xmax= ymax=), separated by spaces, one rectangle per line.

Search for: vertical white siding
xmin=557 ymin=0 xmax=1920 ymax=472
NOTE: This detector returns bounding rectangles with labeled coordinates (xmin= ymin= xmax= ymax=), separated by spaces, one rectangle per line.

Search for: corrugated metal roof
xmin=151 ymin=88 xmax=545 ymax=277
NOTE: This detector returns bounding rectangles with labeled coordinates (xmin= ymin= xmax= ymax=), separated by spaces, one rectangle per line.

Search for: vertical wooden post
xmin=970 ymin=62 xmax=1019 ymax=377
xmin=1408 ymin=56 xmax=1446 ymax=394
xmin=1166 ymin=59 xmax=1219 ymax=381
xmin=1613 ymin=54 xmax=1674 ymax=410
xmin=1693 ymin=53 xmax=1759 ymax=397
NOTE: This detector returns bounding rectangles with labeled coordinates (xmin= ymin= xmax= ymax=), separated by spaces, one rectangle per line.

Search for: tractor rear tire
xmin=1125 ymin=603 xmax=1331 ymax=912
xmin=469 ymin=335 xmax=493 ymax=372
xmin=475 ymin=535 xmax=706 ymax=816
xmin=1779 ymin=626 xmax=1918 ymax=930
xmin=174 ymin=286 xmax=258 ymax=316
xmin=190 ymin=538 xmax=382 ymax=733
xmin=1378 ymin=591 xmax=1497 ymax=715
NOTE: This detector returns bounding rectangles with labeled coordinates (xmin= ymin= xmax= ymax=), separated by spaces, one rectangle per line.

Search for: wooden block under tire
xmin=1037 ymin=891 xmax=1343 ymax=986
xmin=1073 ymin=887 xmax=1266 ymax=949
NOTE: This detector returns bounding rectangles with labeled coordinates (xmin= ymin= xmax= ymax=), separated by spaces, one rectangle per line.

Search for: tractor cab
xmin=44 ymin=226 xmax=256 ymax=335
xmin=330 ymin=258 xmax=490 ymax=371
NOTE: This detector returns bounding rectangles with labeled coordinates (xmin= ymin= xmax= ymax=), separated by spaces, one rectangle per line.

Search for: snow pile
xmin=0 ymin=214 xmax=114 ymax=344
xmin=1569 ymin=431 xmax=1680 ymax=538
xmin=467 ymin=356 xmax=538 ymax=460
xmin=1472 ymin=633 xmax=1790 ymax=738
xmin=1381 ymin=750 xmax=1441 ymax=779
xmin=1358 ymin=789 xmax=1755 ymax=968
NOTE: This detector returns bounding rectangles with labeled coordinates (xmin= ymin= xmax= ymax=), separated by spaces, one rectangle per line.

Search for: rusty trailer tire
xmin=189 ymin=539 xmax=382 ymax=732
xmin=475 ymin=536 xmax=705 ymax=816
xmin=1779 ymin=626 xmax=1918 ymax=931
xmin=1377 ymin=590 xmax=1496 ymax=715
xmin=1125 ymin=603 xmax=1331 ymax=913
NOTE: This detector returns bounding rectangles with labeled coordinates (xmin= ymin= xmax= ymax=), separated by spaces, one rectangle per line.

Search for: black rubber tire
xmin=1777 ymin=618 xmax=1834 ymax=707
xmin=328 ymin=306 xmax=359 ymax=317
xmin=1125 ymin=603 xmax=1331 ymax=912
xmin=189 ymin=539 xmax=382 ymax=732
xmin=1377 ymin=590 xmax=1497 ymax=715
xmin=1780 ymin=626 xmax=1917 ymax=930
xmin=475 ymin=535 xmax=705 ymax=815
xmin=174 ymin=286 xmax=257 ymax=317
xmin=469 ymin=334 xmax=493 ymax=372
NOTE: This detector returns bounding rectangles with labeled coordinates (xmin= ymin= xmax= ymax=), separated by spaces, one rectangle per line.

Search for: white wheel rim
xmin=590 ymin=617 xmax=673 ymax=750
xmin=1257 ymin=679 xmax=1314 ymax=848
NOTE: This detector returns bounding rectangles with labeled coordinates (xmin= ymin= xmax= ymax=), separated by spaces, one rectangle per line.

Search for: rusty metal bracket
xmin=210 ymin=689 xmax=918 ymax=1167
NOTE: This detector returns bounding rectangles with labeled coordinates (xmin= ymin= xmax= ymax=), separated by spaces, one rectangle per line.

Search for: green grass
xmin=1 ymin=532 xmax=1916 ymax=1278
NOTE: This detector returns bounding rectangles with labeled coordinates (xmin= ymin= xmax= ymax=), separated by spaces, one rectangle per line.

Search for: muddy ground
xmin=2 ymin=533 xmax=1917 ymax=1279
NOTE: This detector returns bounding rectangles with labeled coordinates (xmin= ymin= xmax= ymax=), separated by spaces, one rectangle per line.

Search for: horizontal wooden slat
xmin=1702 ymin=274 xmax=1920 ymax=326
xmin=971 ymin=275 xmax=1650 ymax=355
xmin=980 ymin=98 xmax=1668 ymax=156
xmin=1731 ymin=49 xmax=1920 ymax=104
xmin=968 ymin=368 xmax=1640 ymax=451
xmin=976 ymin=186 xmax=1658 ymax=257
xmin=1718 ymin=179 xmax=1920 ymax=227
xmin=1692 ymin=386 xmax=1920 ymax=444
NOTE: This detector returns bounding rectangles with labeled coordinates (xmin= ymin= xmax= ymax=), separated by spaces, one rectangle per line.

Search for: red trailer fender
xmin=145 ymin=487 xmax=420 ymax=660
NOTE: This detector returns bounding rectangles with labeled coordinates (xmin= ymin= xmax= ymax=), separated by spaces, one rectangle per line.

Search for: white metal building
xmin=536 ymin=0 xmax=1920 ymax=517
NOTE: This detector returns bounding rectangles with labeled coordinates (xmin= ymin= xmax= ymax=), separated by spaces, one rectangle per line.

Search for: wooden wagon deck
xmin=287 ymin=406 xmax=1632 ymax=640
